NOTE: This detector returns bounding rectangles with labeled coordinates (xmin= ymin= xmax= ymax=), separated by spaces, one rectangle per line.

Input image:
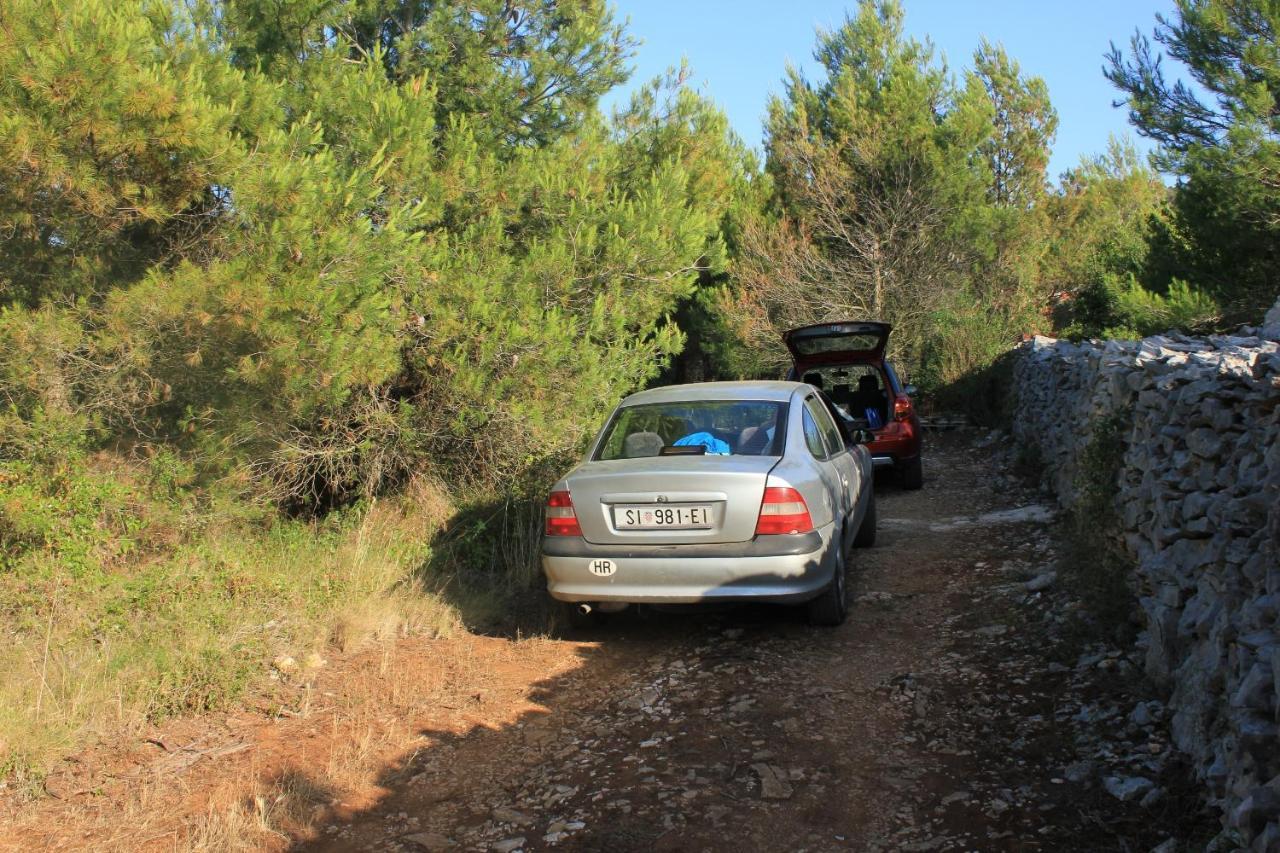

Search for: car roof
xmin=619 ymin=380 xmax=804 ymax=406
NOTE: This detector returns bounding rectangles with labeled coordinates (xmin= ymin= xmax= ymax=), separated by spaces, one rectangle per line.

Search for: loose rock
xmin=1104 ymin=776 xmax=1156 ymax=803
xmin=752 ymin=764 xmax=794 ymax=800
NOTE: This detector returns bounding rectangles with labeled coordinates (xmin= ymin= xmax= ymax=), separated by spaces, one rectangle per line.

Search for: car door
xmin=815 ymin=393 xmax=864 ymax=514
xmin=796 ymin=396 xmax=838 ymax=522
xmin=811 ymin=393 xmax=865 ymax=550
xmin=801 ymin=395 xmax=850 ymax=539
xmin=783 ymin=321 xmax=891 ymax=366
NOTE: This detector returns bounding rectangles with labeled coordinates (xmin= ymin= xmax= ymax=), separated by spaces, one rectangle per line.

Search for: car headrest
xmin=622 ymin=431 xmax=664 ymax=458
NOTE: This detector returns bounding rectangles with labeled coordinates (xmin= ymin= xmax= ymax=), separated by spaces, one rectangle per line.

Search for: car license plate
xmin=614 ymin=505 xmax=713 ymax=530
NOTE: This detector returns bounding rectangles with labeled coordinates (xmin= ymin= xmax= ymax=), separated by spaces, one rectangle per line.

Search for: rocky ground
xmin=1 ymin=431 xmax=1222 ymax=851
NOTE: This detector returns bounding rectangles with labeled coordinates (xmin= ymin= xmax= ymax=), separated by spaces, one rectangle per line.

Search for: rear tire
xmin=807 ymin=544 xmax=848 ymax=626
xmin=853 ymin=491 xmax=877 ymax=548
xmin=901 ymin=455 xmax=924 ymax=490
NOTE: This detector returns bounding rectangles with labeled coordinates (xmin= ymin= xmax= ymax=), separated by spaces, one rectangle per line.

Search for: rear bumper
xmin=869 ymin=424 xmax=921 ymax=469
xmin=541 ymin=524 xmax=836 ymax=605
xmin=871 ymin=452 xmax=921 ymax=469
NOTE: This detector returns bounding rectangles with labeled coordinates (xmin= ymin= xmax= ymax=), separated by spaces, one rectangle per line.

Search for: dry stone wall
xmin=1011 ymin=298 xmax=1280 ymax=851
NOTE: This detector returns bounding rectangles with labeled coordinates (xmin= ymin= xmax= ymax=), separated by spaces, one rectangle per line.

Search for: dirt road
xmin=3 ymin=432 xmax=1215 ymax=851
xmin=298 ymin=432 xmax=1211 ymax=852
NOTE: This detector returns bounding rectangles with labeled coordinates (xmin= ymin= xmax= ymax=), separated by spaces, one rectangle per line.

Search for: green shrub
xmin=0 ymin=456 xmax=143 ymax=579
xmin=1065 ymin=274 xmax=1220 ymax=340
xmin=916 ymin=297 xmax=1027 ymax=425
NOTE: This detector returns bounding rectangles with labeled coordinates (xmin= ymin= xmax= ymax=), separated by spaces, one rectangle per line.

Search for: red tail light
xmin=894 ymin=395 xmax=913 ymax=421
xmin=755 ymin=486 xmax=814 ymax=535
xmin=545 ymin=490 xmax=582 ymax=537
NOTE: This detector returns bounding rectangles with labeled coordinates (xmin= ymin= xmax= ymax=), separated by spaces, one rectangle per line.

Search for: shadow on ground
xmin=275 ymin=440 xmax=939 ymax=852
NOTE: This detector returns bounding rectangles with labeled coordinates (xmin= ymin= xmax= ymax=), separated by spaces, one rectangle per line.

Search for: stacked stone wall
xmin=1011 ymin=300 xmax=1280 ymax=850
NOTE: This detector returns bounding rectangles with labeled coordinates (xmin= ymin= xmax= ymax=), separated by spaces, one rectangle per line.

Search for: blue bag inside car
xmin=673 ymin=431 xmax=730 ymax=455
xmin=863 ymin=406 xmax=884 ymax=429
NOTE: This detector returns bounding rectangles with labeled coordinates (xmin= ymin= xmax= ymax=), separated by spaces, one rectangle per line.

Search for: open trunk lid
xmin=565 ymin=455 xmax=778 ymax=545
xmin=784 ymin=321 xmax=891 ymax=367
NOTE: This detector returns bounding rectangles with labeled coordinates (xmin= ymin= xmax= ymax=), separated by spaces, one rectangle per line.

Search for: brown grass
xmin=0 ymin=466 xmax=465 ymax=791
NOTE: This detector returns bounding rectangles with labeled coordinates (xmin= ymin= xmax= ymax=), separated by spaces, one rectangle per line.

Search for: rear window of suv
xmin=790 ymin=333 xmax=881 ymax=356
xmin=595 ymin=400 xmax=788 ymax=460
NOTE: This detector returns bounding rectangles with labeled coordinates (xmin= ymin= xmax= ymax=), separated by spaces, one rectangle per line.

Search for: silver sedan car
xmin=541 ymin=381 xmax=876 ymax=626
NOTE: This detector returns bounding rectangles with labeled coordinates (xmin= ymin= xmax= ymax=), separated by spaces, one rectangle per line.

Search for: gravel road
xmin=301 ymin=432 xmax=1216 ymax=853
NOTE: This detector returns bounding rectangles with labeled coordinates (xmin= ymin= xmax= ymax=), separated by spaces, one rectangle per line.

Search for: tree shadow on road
xmin=282 ymin=538 xmax=882 ymax=852
xmin=268 ymin=450 xmax=906 ymax=850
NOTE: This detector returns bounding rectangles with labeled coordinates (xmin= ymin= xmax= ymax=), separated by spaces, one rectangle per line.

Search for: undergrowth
xmin=927 ymin=347 xmax=1022 ymax=428
xmin=422 ymin=452 xmax=578 ymax=637
xmin=0 ymin=448 xmax=477 ymax=795
xmin=1059 ymin=409 xmax=1139 ymax=643
xmin=1062 ymin=275 xmax=1221 ymax=341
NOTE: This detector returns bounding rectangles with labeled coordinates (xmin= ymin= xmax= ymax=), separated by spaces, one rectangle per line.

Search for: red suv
xmin=783 ymin=321 xmax=923 ymax=489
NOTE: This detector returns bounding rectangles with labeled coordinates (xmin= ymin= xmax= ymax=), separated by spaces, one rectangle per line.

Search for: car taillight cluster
xmin=545 ymin=490 xmax=582 ymax=536
xmin=893 ymin=395 xmax=913 ymax=421
xmin=755 ymin=486 xmax=814 ymax=535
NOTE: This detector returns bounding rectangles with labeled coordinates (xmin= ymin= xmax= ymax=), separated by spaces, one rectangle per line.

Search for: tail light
xmin=545 ymin=490 xmax=582 ymax=536
xmin=755 ymin=486 xmax=814 ymax=535
xmin=894 ymin=395 xmax=913 ymax=422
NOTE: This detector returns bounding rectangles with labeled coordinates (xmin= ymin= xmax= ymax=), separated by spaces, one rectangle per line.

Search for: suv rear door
xmin=783 ymin=322 xmax=891 ymax=370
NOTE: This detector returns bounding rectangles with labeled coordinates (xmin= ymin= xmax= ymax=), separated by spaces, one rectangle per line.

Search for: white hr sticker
xmin=588 ymin=559 xmax=617 ymax=576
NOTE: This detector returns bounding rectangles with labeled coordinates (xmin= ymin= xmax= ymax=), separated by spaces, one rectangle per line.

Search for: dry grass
xmin=180 ymin=771 xmax=335 ymax=853
xmin=0 ymin=464 xmax=470 ymax=789
xmin=0 ymin=446 xmax=580 ymax=853
xmin=0 ymin=624 xmax=589 ymax=852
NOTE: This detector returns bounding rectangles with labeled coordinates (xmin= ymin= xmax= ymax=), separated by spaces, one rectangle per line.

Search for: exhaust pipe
xmin=576 ymin=603 xmax=593 ymax=616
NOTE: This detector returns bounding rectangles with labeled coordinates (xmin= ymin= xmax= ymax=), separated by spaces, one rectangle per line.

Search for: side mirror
xmin=854 ymin=429 xmax=875 ymax=445
xmin=903 ymin=384 xmax=917 ymax=396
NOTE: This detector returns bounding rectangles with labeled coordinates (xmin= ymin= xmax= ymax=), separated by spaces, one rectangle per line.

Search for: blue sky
xmin=601 ymin=0 xmax=1175 ymax=180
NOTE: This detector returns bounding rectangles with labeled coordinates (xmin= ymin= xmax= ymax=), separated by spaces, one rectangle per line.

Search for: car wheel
xmin=853 ymin=491 xmax=877 ymax=548
xmin=807 ymin=541 xmax=848 ymax=626
xmin=901 ymin=455 xmax=924 ymax=490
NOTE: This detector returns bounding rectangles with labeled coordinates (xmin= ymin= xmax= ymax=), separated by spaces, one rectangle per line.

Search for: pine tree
xmin=0 ymin=0 xmax=257 ymax=306
xmin=732 ymin=0 xmax=993 ymax=373
xmin=973 ymin=38 xmax=1058 ymax=209
xmin=1107 ymin=0 xmax=1279 ymax=320
xmin=963 ymin=39 xmax=1058 ymax=320
xmin=223 ymin=0 xmax=634 ymax=149
xmin=0 ymin=0 xmax=751 ymax=503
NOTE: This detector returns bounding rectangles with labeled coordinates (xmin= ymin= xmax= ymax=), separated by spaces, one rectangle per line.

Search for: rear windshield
xmin=790 ymin=332 xmax=881 ymax=356
xmin=594 ymin=400 xmax=788 ymax=460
